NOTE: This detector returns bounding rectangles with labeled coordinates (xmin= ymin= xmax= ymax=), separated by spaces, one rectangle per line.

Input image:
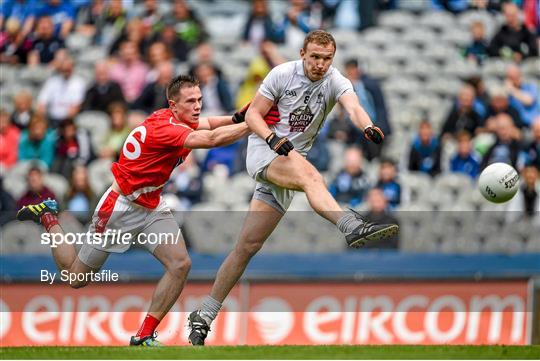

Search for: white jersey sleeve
xmin=330 ymin=69 xmax=354 ymax=102
xmin=258 ymin=62 xmax=293 ymax=102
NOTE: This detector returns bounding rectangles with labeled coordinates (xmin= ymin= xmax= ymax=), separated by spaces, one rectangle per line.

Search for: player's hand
xmin=264 ymin=105 xmax=280 ymax=125
xmin=266 ymin=132 xmax=294 ymax=156
xmin=364 ymin=126 xmax=384 ymax=144
xmin=232 ymin=102 xmax=250 ymax=123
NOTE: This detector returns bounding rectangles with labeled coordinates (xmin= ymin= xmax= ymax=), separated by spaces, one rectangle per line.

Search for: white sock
xmin=199 ymin=295 xmax=222 ymax=326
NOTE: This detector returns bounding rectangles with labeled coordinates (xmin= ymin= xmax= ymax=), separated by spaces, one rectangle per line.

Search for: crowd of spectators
xmin=0 ymin=0 xmax=539 ymax=250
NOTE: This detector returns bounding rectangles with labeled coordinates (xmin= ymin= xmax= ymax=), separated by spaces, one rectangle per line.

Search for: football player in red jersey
xmin=16 ymin=75 xmax=278 ymax=346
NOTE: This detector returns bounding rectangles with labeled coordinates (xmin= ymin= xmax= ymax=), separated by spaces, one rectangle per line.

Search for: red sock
xmin=136 ymin=314 xmax=160 ymax=338
xmin=41 ymin=213 xmax=59 ymax=232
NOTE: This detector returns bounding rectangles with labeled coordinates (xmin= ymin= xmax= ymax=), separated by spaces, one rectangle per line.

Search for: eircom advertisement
xmin=0 ymin=281 xmax=530 ymax=346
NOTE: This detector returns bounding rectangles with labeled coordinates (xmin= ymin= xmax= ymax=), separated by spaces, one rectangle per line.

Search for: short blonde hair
xmin=303 ymin=30 xmax=336 ymax=52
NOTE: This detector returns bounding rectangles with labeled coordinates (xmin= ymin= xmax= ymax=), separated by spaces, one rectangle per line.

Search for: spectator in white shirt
xmin=37 ymin=53 xmax=86 ymax=127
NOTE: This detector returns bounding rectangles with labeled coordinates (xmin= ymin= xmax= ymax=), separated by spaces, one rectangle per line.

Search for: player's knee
xmin=166 ymin=255 xmax=192 ymax=276
xmin=237 ymin=239 xmax=263 ymax=258
xmin=299 ymin=169 xmax=324 ymax=188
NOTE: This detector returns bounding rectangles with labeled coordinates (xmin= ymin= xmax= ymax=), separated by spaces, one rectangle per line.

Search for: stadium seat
xmin=76 ymin=46 xmax=107 ymax=67
xmin=74 ymin=65 xmax=94 ymax=84
xmin=230 ymin=174 xmax=256 ymax=202
xmin=183 ymin=205 xmax=242 ymax=253
xmin=401 ymin=27 xmax=437 ymax=47
xmin=361 ymin=27 xmax=398 ymax=48
xmin=228 ymin=45 xmax=258 ymax=67
xmin=3 ymin=160 xmax=48 ymax=200
xmin=400 ymin=172 xmax=433 ymax=205
xmin=383 ymin=75 xmax=423 ymax=98
xmin=328 ymin=29 xmax=359 ymax=51
xmin=0 ymin=64 xmax=18 ymax=85
xmin=87 ymin=158 xmax=114 ymax=195
xmin=422 ymin=41 xmax=460 ymax=63
xmin=407 ymin=92 xmax=443 ymax=113
xmin=398 ymin=0 xmax=431 ymax=11
xmin=433 ymin=172 xmax=474 ymax=198
xmin=205 ymin=15 xmax=244 ymax=43
xmin=65 ymin=32 xmax=92 ymax=53
xmin=482 ymin=232 xmax=524 ymax=254
xmin=440 ymin=236 xmax=482 ymax=254
xmin=443 ymin=59 xmax=479 ymax=78
xmin=189 ymin=202 xmax=227 ymax=212
xmin=381 ymin=132 xmax=410 ymax=162
xmin=326 ymin=140 xmax=346 ymax=176
xmin=43 ymin=173 xmax=69 ymax=203
xmin=503 ymin=218 xmax=538 ymax=243
xmin=276 ymin=46 xmax=301 ymax=62
xmin=75 ymin=111 xmax=111 ymax=151
xmin=402 ymin=59 xmax=440 ymax=79
xmin=383 ymin=44 xmax=420 ymax=63
xmin=202 ymin=166 xmax=242 ymax=207
xmin=19 ymin=66 xmax=53 ymax=86
xmin=481 ymin=58 xmax=513 ymax=78
xmin=364 ymin=60 xmax=399 ymax=80
xmin=521 ymin=58 xmax=540 ymax=80
xmin=386 ymin=107 xmax=423 ymax=131
xmin=525 ymin=232 xmax=540 ymax=252
xmin=378 ymin=10 xmax=418 ymax=31
xmin=0 ymin=221 xmax=45 ymax=254
xmin=424 ymin=76 xmax=463 ymax=97
xmin=441 ymin=28 xmax=471 ymax=47
xmin=400 ymin=229 xmax=439 ymax=253
xmin=0 ymin=81 xmax=38 ymax=105
xmin=418 ymin=10 xmax=456 ymax=31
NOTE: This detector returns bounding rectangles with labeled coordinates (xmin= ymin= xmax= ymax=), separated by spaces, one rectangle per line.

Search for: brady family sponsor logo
xmin=288 ymin=106 xmax=315 ymax=132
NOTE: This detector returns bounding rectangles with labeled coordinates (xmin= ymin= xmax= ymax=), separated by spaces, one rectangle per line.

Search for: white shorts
xmin=246 ymin=136 xmax=298 ymax=213
xmin=77 ymin=187 xmax=181 ymax=269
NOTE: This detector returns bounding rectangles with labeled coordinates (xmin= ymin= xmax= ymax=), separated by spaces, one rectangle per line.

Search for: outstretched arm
xmin=339 ymin=92 xmax=373 ymax=130
xmin=339 ymin=92 xmax=384 ymax=144
xmin=183 ymin=123 xmax=250 ymax=149
xmin=197 ymin=103 xmax=251 ymax=130
xmin=197 ymin=115 xmax=236 ymax=130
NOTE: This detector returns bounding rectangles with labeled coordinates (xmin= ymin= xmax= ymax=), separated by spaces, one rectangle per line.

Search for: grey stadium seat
xmin=2 ymin=160 xmax=47 ymax=200
xmin=75 ymin=111 xmax=111 ymax=151
xmin=378 ymin=11 xmax=418 ymax=31
xmin=0 ymin=221 xmax=46 ymax=254
xmin=43 ymin=173 xmax=69 ymax=203
xmin=19 ymin=66 xmax=53 ymax=86
xmin=419 ymin=10 xmax=457 ymax=31
xmin=87 ymin=158 xmax=114 ymax=195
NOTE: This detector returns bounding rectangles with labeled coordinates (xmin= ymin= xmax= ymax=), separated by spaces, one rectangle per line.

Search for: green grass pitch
xmin=1 ymin=345 xmax=539 ymax=359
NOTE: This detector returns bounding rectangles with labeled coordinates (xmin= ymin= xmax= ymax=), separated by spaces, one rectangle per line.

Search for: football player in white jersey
xmin=188 ymin=30 xmax=399 ymax=345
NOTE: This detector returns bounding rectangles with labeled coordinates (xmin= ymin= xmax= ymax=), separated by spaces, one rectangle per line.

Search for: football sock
xmin=41 ymin=213 xmax=59 ymax=233
xmin=136 ymin=314 xmax=160 ymax=338
xmin=337 ymin=213 xmax=363 ymax=234
xmin=199 ymin=295 xmax=222 ymax=326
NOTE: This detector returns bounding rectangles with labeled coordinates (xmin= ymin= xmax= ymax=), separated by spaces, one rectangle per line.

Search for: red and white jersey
xmin=111 ymin=108 xmax=198 ymax=209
